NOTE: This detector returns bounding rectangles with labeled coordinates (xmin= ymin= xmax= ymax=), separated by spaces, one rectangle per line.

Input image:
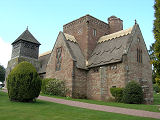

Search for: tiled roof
xmin=63 ymin=33 xmax=86 ymax=69
xmin=98 ymin=27 xmax=133 ymax=43
xmin=12 ymin=29 xmax=41 ymax=45
xmin=88 ymin=25 xmax=135 ymax=68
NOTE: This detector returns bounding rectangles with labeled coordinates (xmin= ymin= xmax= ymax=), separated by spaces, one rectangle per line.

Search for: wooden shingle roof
xmin=12 ymin=28 xmax=40 ymax=45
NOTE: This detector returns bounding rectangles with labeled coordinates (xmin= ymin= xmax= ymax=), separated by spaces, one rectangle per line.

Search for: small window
xmin=93 ymin=29 xmax=96 ymax=36
xmin=140 ymin=50 xmax=142 ymax=63
xmin=55 ymin=47 xmax=62 ymax=71
xmin=137 ymin=48 xmax=142 ymax=63
xmin=137 ymin=48 xmax=139 ymax=62
xmin=112 ymin=86 xmax=116 ymax=88
xmin=110 ymin=64 xmax=117 ymax=70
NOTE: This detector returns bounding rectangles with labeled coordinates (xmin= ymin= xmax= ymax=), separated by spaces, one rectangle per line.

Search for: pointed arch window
xmin=137 ymin=48 xmax=142 ymax=63
xmin=56 ymin=47 xmax=62 ymax=71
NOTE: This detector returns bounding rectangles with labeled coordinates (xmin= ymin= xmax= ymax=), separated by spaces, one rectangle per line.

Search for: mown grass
xmin=0 ymin=91 xmax=158 ymax=120
xmin=41 ymin=93 xmax=160 ymax=113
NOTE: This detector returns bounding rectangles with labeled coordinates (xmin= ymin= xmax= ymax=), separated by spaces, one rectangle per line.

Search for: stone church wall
xmin=87 ymin=63 xmax=126 ymax=101
xmin=46 ymin=33 xmax=74 ymax=96
xmin=127 ymin=26 xmax=153 ymax=104
xmin=72 ymin=67 xmax=87 ymax=98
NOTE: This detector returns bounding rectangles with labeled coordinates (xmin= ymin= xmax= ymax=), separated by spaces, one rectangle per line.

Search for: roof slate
xmin=87 ymin=25 xmax=137 ymax=68
xmin=88 ymin=33 xmax=131 ymax=68
xmin=12 ymin=29 xmax=40 ymax=45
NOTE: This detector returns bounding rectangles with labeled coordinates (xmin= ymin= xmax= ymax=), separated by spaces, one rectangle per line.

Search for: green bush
xmin=123 ymin=81 xmax=143 ymax=104
xmin=153 ymin=84 xmax=160 ymax=93
xmin=7 ymin=61 xmax=41 ymax=102
xmin=41 ymin=78 xmax=51 ymax=94
xmin=41 ymin=78 xmax=69 ymax=97
xmin=110 ymin=87 xmax=124 ymax=102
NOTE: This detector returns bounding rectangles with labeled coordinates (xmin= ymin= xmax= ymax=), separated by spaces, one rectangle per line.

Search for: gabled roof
xmin=12 ymin=28 xmax=41 ymax=45
xmin=63 ymin=33 xmax=86 ymax=69
xmin=38 ymin=51 xmax=51 ymax=73
xmin=98 ymin=27 xmax=133 ymax=43
xmin=88 ymin=24 xmax=136 ymax=68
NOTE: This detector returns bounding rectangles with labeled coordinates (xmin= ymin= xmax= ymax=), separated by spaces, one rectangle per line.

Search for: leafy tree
xmin=153 ymin=0 xmax=160 ymax=86
xmin=0 ymin=65 xmax=5 ymax=83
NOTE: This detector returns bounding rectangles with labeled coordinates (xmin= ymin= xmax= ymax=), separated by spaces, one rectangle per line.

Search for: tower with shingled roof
xmin=5 ymin=28 xmax=41 ymax=86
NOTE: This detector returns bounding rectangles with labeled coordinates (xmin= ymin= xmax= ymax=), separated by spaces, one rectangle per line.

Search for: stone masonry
xmin=6 ymin=14 xmax=153 ymax=104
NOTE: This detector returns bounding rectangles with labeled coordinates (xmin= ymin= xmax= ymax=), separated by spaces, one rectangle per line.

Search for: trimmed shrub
xmin=123 ymin=81 xmax=143 ymax=104
xmin=110 ymin=87 xmax=124 ymax=102
xmin=153 ymin=84 xmax=160 ymax=93
xmin=7 ymin=61 xmax=41 ymax=102
xmin=41 ymin=78 xmax=69 ymax=97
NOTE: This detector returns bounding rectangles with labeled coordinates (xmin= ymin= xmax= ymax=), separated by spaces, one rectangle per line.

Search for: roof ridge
xmin=39 ymin=51 xmax=51 ymax=57
xmin=98 ymin=26 xmax=133 ymax=43
xmin=64 ymin=33 xmax=77 ymax=43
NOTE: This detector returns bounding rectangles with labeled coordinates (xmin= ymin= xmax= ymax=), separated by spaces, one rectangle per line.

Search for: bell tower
xmin=5 ymin=28 xmax=41 ymax=85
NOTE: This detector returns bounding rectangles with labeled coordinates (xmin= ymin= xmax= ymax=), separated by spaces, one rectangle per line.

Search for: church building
xmin=6 ymin=15 xmax=153 ymax=104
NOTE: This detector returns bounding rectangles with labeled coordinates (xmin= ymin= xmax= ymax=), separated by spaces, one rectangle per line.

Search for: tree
xmin=7 ymin=61 xmax=41 ymax=102
xmin=148 ymin=43 xmax=156 ymax=84
xmin=153 ymin=0 xmax=160 ymax=86
xmin=0 ymin=65 xmax=5 ymax=83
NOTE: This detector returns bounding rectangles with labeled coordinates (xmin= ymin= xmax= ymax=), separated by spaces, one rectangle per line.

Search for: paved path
xmin=38 ymin=96 xmax=160 ymax=119
xmin=2 ymin=89 xmax=160 ymax=119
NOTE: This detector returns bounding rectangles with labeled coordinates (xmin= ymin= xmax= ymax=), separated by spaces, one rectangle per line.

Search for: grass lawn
xmin=0 ymin=91 xmax=158 ymax=120
xmin=41 ymin=93 xmax=160 ymax=113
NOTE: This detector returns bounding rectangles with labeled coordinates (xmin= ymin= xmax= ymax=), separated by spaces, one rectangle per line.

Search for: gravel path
xmin=2 ymin=89 xmax=160 ymax=119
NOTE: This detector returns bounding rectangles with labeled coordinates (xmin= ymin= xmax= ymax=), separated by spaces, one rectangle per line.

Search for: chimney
xmin=108 ymin=16 xmax=123 ymax=34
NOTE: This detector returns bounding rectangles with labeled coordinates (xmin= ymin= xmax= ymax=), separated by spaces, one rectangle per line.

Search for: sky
xmin=0 ymin=0 xmax=155 ymax=68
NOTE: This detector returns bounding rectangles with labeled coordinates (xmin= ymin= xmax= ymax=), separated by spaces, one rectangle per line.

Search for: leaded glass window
xmin=56 ymin=47 xmax=62 ymax=71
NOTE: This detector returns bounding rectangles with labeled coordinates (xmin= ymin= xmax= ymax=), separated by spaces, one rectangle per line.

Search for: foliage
xmin=153 ymin=0 xmax=160 ymax=83
xmin=148 ymin=43 xmax=157 ymax=84
xmin=41 ymin=78 xmax=51 ymax=94
xmin=0 ymin=65 xmax=5 ymax=83
xmin=155 ymin=77 xmax=160 ymax=87
xmin=41 ymin=78 xmax=69 ymax=97
xmin=7 ymin=61 xmax=41 ymax=102
xmin=153 ymin=92 xmax=160 ymax=105
xmin=123 ymin=81 xmax=143 ymax=104
xmin=110 ymin=87 xmax=124 ymax=102
xmin=153 ymin=84 xmax=160 ymax=93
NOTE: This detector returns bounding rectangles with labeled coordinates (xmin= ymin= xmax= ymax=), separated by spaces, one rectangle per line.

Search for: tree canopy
xmin=153 ymin=0 xmax=160 ymax=86
xmin=0 ymin=65 xmax=5 ymax=83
